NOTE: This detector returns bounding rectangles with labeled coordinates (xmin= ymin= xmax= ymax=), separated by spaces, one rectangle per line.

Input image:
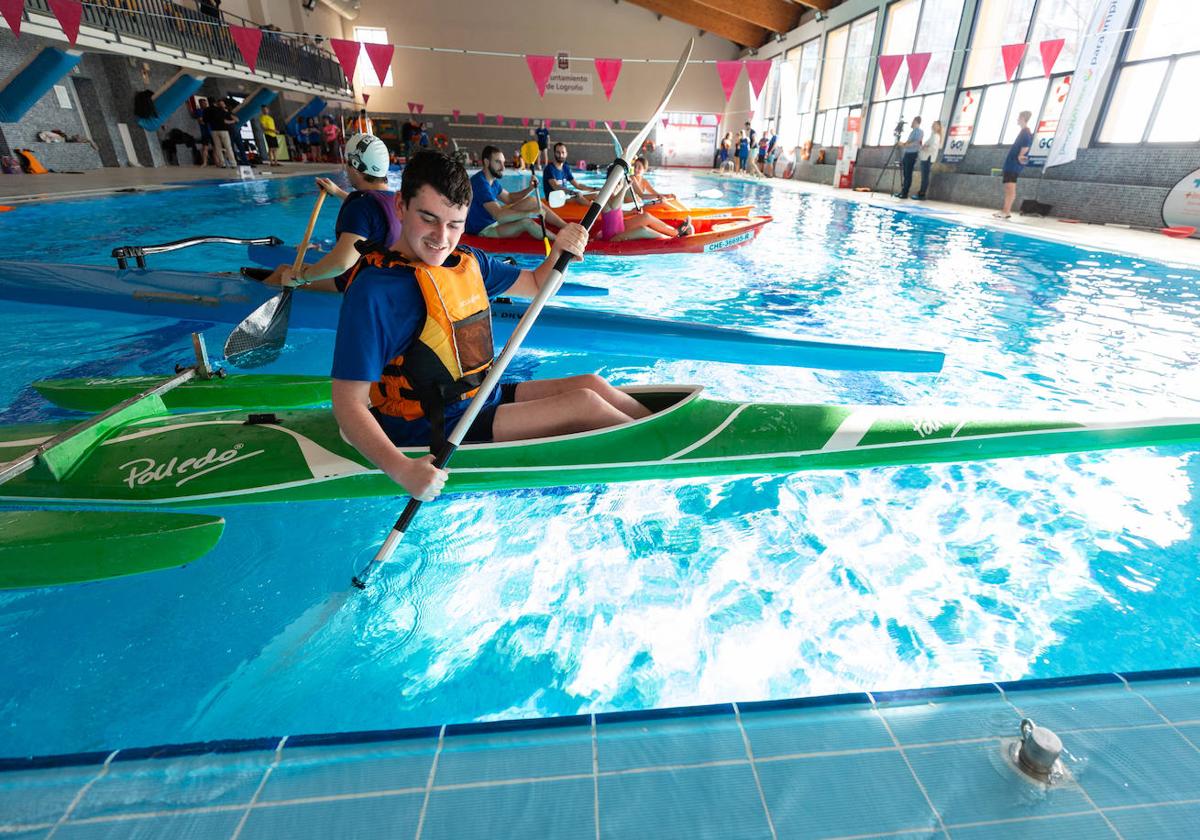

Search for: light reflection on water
xmin=0 ymin=170 xmax=1198 ymax=755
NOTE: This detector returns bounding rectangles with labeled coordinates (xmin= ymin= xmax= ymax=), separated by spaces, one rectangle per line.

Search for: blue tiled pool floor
xmin=3 ymin=669 xmax=1200 ymax=839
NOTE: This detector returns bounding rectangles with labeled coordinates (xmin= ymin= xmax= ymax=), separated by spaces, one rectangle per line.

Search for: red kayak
xmin=461 ymin=215 xmax=772 ymax=257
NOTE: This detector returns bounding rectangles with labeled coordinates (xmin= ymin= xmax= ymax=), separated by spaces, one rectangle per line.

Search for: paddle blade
xmin=695 ymin=189 xmax=724 ymax=200
xmin=547 ymin=189 xmax=568 ymax=208
xmin=0 ymin=510 xmax=224 ymax=589
xmin=1163 ymin=226 xmax=1196 ymax=238
xmin=223 ymin=289 xmax=294 ymax=368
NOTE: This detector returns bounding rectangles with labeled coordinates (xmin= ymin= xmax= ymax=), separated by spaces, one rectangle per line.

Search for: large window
xmin=814 ymin=12 xmax=878 ymax=146
xmin=1099 ymin=0 xmax=1200 ymax=144
xmin=954 ymin=0 xmax=1089 ymax=147
xmin=353 ymin=27 xmax=394 ymax=88
xmin=865 ymin=0 xmax=964 ymax=146
xmin=795 ymin=38 xmax=820 ymax=146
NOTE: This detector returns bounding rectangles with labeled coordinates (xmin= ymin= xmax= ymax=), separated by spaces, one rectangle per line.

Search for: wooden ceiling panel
xmin=623 ymin=0 xmax=771 ymax=47
xmin=692 ymin=0 xmax=802 ymax=33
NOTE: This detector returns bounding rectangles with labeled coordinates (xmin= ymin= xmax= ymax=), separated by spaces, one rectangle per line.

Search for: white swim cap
xmin=345 ymin=133 xmax=389 ymax=177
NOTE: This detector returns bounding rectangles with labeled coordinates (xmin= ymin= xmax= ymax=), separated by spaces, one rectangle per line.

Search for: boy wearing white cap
xmin=267 ymin=133 xmax=401 ymax=291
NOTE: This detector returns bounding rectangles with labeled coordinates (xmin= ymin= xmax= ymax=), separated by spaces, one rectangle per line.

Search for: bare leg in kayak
xmin=492 ymin=374 xmax=651 ymax=441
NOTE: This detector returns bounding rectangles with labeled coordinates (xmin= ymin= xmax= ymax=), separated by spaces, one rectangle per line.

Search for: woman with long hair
xmin=915 ymin=120 xmax=943 ymax=200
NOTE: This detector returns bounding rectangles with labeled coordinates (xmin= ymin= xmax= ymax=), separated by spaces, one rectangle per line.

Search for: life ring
xmin=433 ymin=133 xmax=449 ymax=150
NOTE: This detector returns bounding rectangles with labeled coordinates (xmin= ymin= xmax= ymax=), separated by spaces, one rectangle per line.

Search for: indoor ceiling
xmin=620 ymin=0 xmax=844 ymax=49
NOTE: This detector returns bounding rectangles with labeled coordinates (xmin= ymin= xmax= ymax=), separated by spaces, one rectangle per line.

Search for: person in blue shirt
xmin=264 ymin=133 xmax=399 ymax=292
xmin=736 ymin=131 xmax=750 ymax=173
xmin=466 ymin=145 xmax=569 ymax=238
xmin=543 ymin=142 xmax=597 ymax=206
xmin=535 ymin=120 xmax=550 ymax=166
xmin=996 ymin=110 xmax=1034 ymax=219
xmin=894 ymin=116 xmax=924 ymax=199
xmin=331 ymin=150 xmax=651 ymax=502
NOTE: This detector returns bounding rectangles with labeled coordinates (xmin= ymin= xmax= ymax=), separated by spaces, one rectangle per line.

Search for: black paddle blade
xmin=223 ymin=289 xmax=293 ymax=368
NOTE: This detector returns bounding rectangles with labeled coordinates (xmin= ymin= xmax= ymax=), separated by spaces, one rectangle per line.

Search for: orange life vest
xmin=343 ymin=245 xmax=495 ymax=442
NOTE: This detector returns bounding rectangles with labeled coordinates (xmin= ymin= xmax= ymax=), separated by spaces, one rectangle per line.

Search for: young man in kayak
xmin=266 ymin=133 xmax=399 ymax=292
xmin=333 ymin=150 xmax=651 ymax=501
xmin=467 ymin=145 xmax=569 ymax=240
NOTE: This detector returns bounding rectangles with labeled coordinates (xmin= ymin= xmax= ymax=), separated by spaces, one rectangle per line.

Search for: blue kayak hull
xmin=246 ymin=243 xmax=608 ymax=298
xmin=0 ymin=261 xmax=944 ymax=372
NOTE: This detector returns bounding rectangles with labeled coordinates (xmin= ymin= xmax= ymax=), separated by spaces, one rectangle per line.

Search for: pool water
xmin=1 ymin=170 xmax=1199 ymax=758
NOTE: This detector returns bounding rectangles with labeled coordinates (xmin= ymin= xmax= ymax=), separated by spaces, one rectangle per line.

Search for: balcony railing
xmin=23 ymin=0 xmax=350 ymax=94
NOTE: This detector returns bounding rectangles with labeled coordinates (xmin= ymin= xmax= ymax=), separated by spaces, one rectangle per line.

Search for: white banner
xmin=1162 ymin=168 xmax=1200 ymax=236
xmin=547 ymin=70 xmax=593 ymax=96
xmin=1044 ymin=0 xmax=1136 ymax=169
xmin=941 ymin=88 xmax=980 ymax=163
xmin=1029 ymin=76 xmax=1072 ymax=164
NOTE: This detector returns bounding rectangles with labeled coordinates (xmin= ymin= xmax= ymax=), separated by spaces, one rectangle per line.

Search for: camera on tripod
xmin=893 ymin=118 xmax=906 ymax=142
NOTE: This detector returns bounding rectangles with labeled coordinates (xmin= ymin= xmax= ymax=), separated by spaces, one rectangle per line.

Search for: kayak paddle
xmin=521 ymin=142 xmax=552 ymax=255
xmin=224 ymin=190 xmax=327 ymax=367
xmin=351 ymin=38 xmax=696 ymax=590
xmin=0 ymin=334 xmax=226 ymax=589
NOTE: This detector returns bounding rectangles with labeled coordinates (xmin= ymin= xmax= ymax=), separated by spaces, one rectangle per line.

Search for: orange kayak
xmin=548 ymin=200 xmax=755 ymax=224
xmin=461 ymin=215 xmax=772 ymax=257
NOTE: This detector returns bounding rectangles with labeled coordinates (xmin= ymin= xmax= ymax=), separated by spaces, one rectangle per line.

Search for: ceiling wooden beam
xmin=788 ymin=0 xmax=832 ymax=11
xmin=624 ymin=0 xmax=770 ymax=47
xmin=692 ymin=0 xmax=802 ymax=33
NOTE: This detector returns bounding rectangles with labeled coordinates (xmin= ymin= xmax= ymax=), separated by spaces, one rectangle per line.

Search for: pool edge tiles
xmin=4 ymin=667 xmax=1200 ymax=839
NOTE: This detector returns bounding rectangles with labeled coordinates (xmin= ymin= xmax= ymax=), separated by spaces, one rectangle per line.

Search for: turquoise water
xmin=1 ymin=171 xmax=1199 ymax=758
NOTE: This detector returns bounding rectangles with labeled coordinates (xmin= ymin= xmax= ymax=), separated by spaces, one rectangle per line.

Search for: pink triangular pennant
xmin=877 ymin=55 xmax=903 ymax=94
xmin=476 ymin=112 xmax=485 ymax=125
xmin=329 ymin=38 xmax=360 ymax=83
xmin=521 ymin=117 xmax=529 ymax=127
xmin=568 ymin=119 xmax=576 ymax=129
xmin=1001 ymin=43 xmax=1027 ymax=82
xmin=588 ymin=119 xmax=596 ymax=130
xmin=525 ymin=54 xmax=554 ymax=98
xmin=407 ymin=101 xmax=417 ymax=113
xmin=46 ymin=0 xmax=81 ymax=46
xmin=745 ymin=60 xmax=771 ymax=100
xmin=905 ymin=52 xmax=931 ymax=92
xmin=1 ymin=0 xmax=24 ymax=37
xmin=415 ymin=103 xmax=424 ymax=114
xmin=496 ymin=114 xmax=504 ymax=125
xmin=228 ymin=26 xmax=262 ymax=73
xmin=1039 ymin=38 xmax=1065 ymax=77
xmin=716 ymin=60 xmax=742 ymax=102
xmin=661 ymin=117 xmax=669 ymax=128
xmin=452 ymin=109 xmax=460 ymax=121
xmin=695 ymin=115 xmax=703 ymax=125
xmin=619 ymin=119 xmax=627 ymax=130
xmin=364 ymin=42 xmax=393 ymax=86
xmin=362 ymin=93 xmax=369 ymax=105
xmin=594 ymin=58 xmax=622 ymax=101
xmin=715 ymin=113 xmax=723 ymax=125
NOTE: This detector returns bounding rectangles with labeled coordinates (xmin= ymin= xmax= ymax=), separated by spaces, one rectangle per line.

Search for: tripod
xmin=871 ymin=141 xmax=904 ymax=195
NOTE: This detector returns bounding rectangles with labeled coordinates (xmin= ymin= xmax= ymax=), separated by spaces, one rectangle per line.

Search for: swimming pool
xmin=1 ymin=170 xmax=1198 ymax=758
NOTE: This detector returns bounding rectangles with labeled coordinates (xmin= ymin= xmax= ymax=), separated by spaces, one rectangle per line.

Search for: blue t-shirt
xmin=535 ymin=126 xmax=549 ymax=148
xmin=1004 ymin=127 xmax=1034 ymax=174
xmin=331 ymin=246 xmax=522 ymax=446
xmin=542 ymin=161 xmax=574 ymax=198
xmin=466 ymin=170 xmax=502 ymax=235
xmin=335 ymin=191 xmax=392 ymax=243
xmin=737 ymin=138 xmax=749 ymax=158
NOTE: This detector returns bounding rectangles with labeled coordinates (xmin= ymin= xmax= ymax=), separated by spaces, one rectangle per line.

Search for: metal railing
xmin=23 ymin=0 xmax=349 ymax=94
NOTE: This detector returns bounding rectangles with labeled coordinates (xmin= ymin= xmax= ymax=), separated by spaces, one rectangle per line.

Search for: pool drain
xmin=1008 ymin=718 xmax=1066 ymax=783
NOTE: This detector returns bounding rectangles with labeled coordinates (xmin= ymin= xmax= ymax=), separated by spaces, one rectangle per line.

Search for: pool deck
xmin=2 ymin=667 xmax=1199 ymax=839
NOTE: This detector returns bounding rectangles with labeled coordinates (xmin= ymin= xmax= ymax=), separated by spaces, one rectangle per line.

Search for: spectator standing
xmin=914 ymin=120 xmax=943 ymax=200
xmin=259 ymin=105 xmax=280 ymax=166
xmin=204 ymin=98 xmax=237 ymax=168
xmin=322 ymin=116 xmax=342 ymax=163
xmin=736 ymin=131 xmax=749 ymax=173
xmin=995 ymin=111 xmax=1033 ymax=219
xmin=535 ymin=120 xmax=550 ymax=167
xmin=894 ymin=116 xmax=924 ymax=199
xmin=193 ymin=106 xmax=213 ymax=166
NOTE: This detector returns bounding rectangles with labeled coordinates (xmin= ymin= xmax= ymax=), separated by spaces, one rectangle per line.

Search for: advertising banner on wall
xmin=547 ymin=69 xmax=593 ymax=96
xmin=1029 ymin=75 xmax=1072 ymax=164
xmin=1162 ymin=168 xmax=1200 ymax=237
xmin=1044 ymin=0 xmax=1136 ymax=169
xmin=941 ymin=88 xmax=979 ymax=163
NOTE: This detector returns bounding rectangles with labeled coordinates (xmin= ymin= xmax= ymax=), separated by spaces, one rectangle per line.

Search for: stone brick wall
xmin=845 ymin=143 xmax=1200 ymax=227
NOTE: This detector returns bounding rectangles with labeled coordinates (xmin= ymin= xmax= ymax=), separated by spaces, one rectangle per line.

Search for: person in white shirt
xmin=914 ymin=120 xmax=943 ymax=201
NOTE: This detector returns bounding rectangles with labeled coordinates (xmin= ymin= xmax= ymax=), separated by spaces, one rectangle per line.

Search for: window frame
xmin=813 ymin=10 xmax=879 ymax=146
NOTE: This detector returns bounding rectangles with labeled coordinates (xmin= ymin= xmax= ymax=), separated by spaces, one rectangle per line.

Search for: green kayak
xmin=5 ymin=377 xmax=1200 ymax=509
